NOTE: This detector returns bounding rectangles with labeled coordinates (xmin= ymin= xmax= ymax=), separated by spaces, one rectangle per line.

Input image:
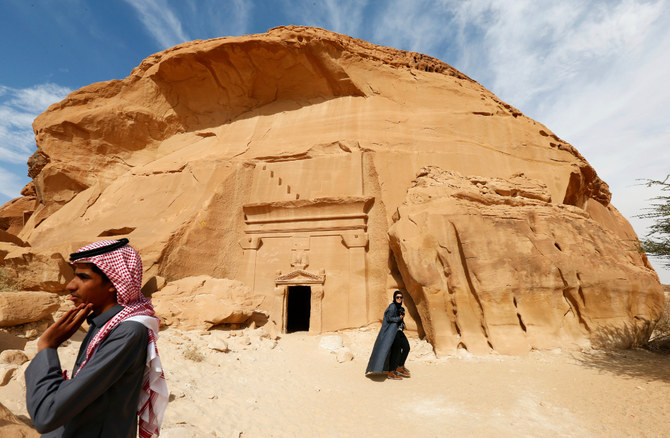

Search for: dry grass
xmin=645 ymin=289 xmax=670 ymax=353
xmin=183 ymin=345 xmax=205 ymax=362
xmin=0 ymin=266 xmax=18 ymax=292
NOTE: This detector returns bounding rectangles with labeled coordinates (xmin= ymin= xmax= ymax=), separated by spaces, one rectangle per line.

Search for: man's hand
xmin=37 ymin=304 xmax=92 ymax=352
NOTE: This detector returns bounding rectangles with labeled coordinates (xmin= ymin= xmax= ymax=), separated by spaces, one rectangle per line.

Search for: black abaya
xmin=365 ymin=303 xmax=404 ymax=375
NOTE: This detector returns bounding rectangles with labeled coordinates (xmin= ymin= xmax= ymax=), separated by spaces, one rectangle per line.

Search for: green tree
xmin=637 ymin=176 xmax=670 ymax=267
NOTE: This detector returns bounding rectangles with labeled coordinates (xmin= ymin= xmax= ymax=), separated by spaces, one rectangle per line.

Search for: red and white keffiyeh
xmin=71 ymin=240 xmax=168 ymax=438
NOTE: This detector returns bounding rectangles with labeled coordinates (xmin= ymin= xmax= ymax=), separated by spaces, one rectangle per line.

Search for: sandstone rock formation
xmin=0 ymin=402 xmax=38 ymax=437
xmin=0 ymin=26 xmax=663 ymax=353
xmin=152 ymin=276 xmax=265 ymax=330
xmin=0 ymin=292 xmax=60 ymax=327
xmin=2 ymin=248 xmax=72 ymax=292
xmin=0 ymin=183 xmax=37 ymax=238
xmin=0 ymin=350 xmax=29 ymax=366
xmin=389 ymin=167 xmax=662 ymax=354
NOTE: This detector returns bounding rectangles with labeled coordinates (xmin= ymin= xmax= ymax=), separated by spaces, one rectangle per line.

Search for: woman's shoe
xmin=395 ymin=367 xmax=410 ymax=378
xmin=387 ymin=371 xmax=403 ymax=380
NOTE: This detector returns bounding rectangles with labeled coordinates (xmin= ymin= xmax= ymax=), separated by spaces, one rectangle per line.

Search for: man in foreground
xmin=25 ymin=238 xmax=168 ymax=437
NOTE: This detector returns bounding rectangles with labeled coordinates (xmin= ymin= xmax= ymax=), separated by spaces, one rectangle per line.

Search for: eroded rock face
xmin=0 ymin=292 xmax=60 ymax=327
xmin=1 ymin=248 xmax=72 ymax=292
xmin=0 ymin=183 xmax=37 ymax=237
xmin=0 ymin=401 xmax=39 ymax=437
xmin=0 ymin=349 xmax=29 ymax=365
xmin=389 ymin=167 xmax=663 ymax=355
xmin=0 ymin=26 xmax=663 ymax=353
xmin=152 ymin=276 xmax=265 ymax=330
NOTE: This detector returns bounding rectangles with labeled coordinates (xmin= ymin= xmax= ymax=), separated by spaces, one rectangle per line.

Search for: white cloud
xmin=0 ymin=82 xmax=68 ymax=204
xmin=0 ymin=83 xmax=71 ymax=165
xmin=321 ymin=0 xmax=368 ymax=37
xmin=179 ymin=0 xmax=252 ymax=38
xmin=370 ymin=0 xmax=455 ymax=54
xmin=500 ymin=1 xmax=670 ymax=240
xmin=8 ymin=83 xmax=72 ymax=114
xmin=280 ymin=0 xmax=369 ymax=37
xmin=0 ymin=165 xmax=24 ymax=200
xmin=123 ymin=0 xmax=191 ymax=49
xmin=365 ymin=0 xmax=670 ymax=282
xmin=223 ymin=0 xmax=253 ymax=36
xmin=450 ymin=0 xmax=665 ymax=108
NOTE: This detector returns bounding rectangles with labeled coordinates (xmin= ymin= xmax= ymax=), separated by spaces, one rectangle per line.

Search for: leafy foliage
xmin=637 ymin=176 xmax=670 ymax=267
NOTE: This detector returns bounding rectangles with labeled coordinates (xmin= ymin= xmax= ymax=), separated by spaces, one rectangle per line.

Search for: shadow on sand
xmin=365 ymin=373 xmax=389 ymax=383
xmin=573 ymin=322 xmax=670 ymax=383
xmin=574 ymin=348 xmax=670 ymax=383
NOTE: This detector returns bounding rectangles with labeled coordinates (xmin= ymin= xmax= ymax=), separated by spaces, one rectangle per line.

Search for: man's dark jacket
xmin=25 ymin=305 xmax=147 ymax=437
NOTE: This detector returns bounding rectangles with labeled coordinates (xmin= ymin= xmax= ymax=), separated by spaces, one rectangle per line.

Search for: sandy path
xmin=157 ymin=328 xmax=670 ymax=437
xmin=2 ymin=326 xmax=669 ymax=437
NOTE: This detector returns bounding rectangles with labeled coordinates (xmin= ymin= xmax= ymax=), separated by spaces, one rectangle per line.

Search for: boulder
xmin=0 ymin=292 xmax=60 ymax=327
xmin=0 ymin=365 xmax=18 ymax=386
xmin=2 ymin=248 xmax=72 ymax=292
xmin=152 ymin=276 xmax=264 ymax=330
xmin=318 ymin=335 xmax=344 ymax=352
xmin=389 ymin=167 xmax=664 ymax=355
xmin=0 ymin=182 xmax=37 ymax=237
xmin=336 ymin=347 xmax=354 ymax=362
xmin=0 ymin=230 xmax=27 ymax=248
xmin=0 ymin=350 xmax=29 ymax=365
xmin=0 ymin=401 xmax=38 ymax=437
xmin=0 ymin=242 xmax=16 ymax=263
xmin=207 ymin=338 xmax=229 ymax=353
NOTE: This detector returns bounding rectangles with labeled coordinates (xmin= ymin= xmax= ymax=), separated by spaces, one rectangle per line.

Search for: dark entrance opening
xmin=286 ymin=286 xmax=311 ymax=333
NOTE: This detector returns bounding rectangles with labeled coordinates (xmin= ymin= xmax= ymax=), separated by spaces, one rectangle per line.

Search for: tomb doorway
xmin=286 ymin=285 xmax=311 ymax=332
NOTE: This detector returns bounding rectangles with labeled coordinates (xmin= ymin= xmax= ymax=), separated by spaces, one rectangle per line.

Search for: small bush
xmin=183 ymin=345 xmax=205 ymax=362
xmin=646 ymin=293 xmax=670 ymax=353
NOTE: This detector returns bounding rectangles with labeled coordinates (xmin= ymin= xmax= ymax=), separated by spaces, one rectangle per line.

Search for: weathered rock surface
xmin=0 ymin=349 xmax=29 ymax=366
xmin=1 ymin=248 xmax=72 ymax=292
xmin=0 ymin=183 xmax=37 ymax=237
xmin=152 ymin=276 xmax=265 ymax=330
xmin=0 ymin=331 xmax=27 ymax=351
xmin=0 ymin=230 xmax=27 ymax=248
xmin=0 ymin=292 xmax=60 ymax=327
xmin=0 ymin=365 xmax=18 ymax=386
xmin=389 ymin=167 xmax=664 ymax=354
xmin=0 ymin=26 xmax=663 ymax=353
xmin=207 ymin=338 xmax=229 ymax=353
xmin=0 ymin=401 xmax=38 ymax=437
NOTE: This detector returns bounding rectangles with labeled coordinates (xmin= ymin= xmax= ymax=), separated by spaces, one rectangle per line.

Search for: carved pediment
xmin=275 ymin=269 xmax=325 ymax=285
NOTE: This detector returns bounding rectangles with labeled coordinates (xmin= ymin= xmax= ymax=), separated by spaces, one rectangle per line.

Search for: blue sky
xmin=0 ymin=0 xmax=668 ymax=282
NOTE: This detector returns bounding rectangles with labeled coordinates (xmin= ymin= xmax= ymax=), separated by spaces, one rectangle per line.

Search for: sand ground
xmin=2 ymin=325 xmax=669 ymax=438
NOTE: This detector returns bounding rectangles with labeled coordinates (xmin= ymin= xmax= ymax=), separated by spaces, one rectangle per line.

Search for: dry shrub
xmin=0 ymin=266 xmax=18 ymax=292
xmin=646 ymin=292 xmax=670 ymax=353
xmin=183 ymin=345 xmax=204 ymax=362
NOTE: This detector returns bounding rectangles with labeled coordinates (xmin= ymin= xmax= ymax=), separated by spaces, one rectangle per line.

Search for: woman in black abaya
xmin=365 ymin=290 xmax=411 ymax=380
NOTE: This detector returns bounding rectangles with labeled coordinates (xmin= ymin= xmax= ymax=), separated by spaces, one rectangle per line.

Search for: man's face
xmin=66 ymin=263 xmax=117 ymax=315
